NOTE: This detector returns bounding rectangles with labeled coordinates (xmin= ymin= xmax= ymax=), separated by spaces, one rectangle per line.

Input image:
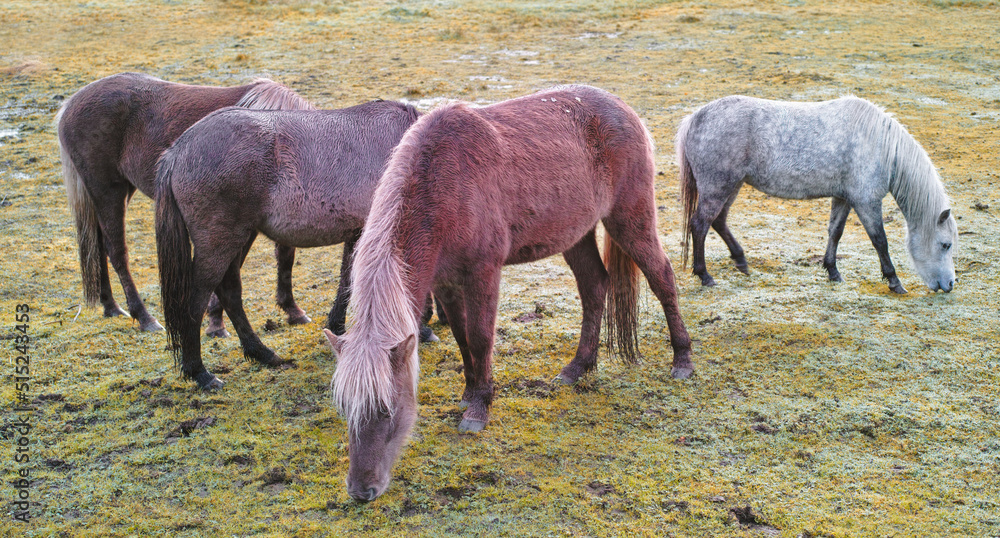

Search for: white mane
xmin=331 ymin=118 xmax=432 ymax=432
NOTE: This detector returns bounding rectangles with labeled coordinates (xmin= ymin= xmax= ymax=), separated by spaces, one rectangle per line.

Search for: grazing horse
xmin=676 ymin=95 xmax=958 ymax=293
xmin=324 ymin=85 xmax=693 ymax=501
xmin=56 ymin=72 xmax=313 ymax=333
xmin=156 ymin=101 xmax=420 ymax=390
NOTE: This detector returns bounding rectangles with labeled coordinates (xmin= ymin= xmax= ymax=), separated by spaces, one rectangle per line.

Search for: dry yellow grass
xmin=1 ymin=1 xmax=998 ymax=536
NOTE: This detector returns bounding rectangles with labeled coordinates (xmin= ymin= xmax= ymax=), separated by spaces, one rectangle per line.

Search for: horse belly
xmin=261 ymin=196 xmax=365 ymax=248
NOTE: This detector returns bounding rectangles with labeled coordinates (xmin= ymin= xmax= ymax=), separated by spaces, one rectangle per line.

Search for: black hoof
xmin=735 ymin=264 xmax=750 ymax=276
xmin=419 ymin=326 xmax=439 ymax=343
xmin=699 ymin=276 xmax=716 ymax=287
xmin=287 ymin=312 xmax=312 ymax=325
xmin=194 ymin=371 xmax=224 ymax=390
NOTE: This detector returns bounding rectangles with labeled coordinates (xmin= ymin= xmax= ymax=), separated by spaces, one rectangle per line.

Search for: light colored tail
xmin=603 ymin=235 xmax=641 ymax=365
xmin=676 ymin=114 xmax=697 ymax=269
xmin=56 ymin=102 xmax=102 ymax=306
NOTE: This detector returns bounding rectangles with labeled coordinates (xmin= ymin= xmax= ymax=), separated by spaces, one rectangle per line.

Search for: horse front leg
xmin=326 ymin=231 xmax=360 ymax=335
xmin=432 ymin=283 xmax=471 ymax=403
xmin=823 ymin=197 xmax=852 ymax=283
xmin=855 ymin=201 xmax=906 ymax=293
xmin=455 ymin=265 xmax=501 ymax=433
xmin=556 ymin=230 xmax=608 ymax=384
xmin=275 ymin=243 xmax=311 ymax=325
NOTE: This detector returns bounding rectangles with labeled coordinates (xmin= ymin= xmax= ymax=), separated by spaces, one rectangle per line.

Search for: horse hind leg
xmin=554 ymin=229 xmax=608 ymax=385
xmin=204 ymin=294 xmax=230 ymax=338
xmin=96 ymin=233 xmax=128 ymax=317
xmin=604 ymin=210 xmax=693 ymax=378
xmin=275 ymin=243 xmax=311 ymax=325
xmin=690 ymin=181 xmax=740 ymax=287
xmin=823 ymin=197 xmax=852 ymax=283
xmin=711 ymin=190 xmax=749 ymax=275
xmin=92 ymin=181 xmax=163 ymax=331
xmin=214 ymin=234 xmax=292 ymax=368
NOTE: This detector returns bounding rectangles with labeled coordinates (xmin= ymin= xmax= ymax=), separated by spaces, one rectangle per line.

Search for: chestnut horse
xmin=156 ymin=101 xmax=420 ymax=390
xmin=56 ymin=72 xmax=313 ymax=334
xmin=325 ymin=85 xmax=693 ymax=501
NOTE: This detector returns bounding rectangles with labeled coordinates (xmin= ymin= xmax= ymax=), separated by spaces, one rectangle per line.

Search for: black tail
xmin=154 ymin=153 xmax=193 ymax=364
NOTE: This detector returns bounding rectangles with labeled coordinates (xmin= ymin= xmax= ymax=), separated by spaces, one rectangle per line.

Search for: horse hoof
xmin=890 ymin=284 xmax=908 ymax=294
xmin=671 ymin=365 xmax=694 ymax=380
xmin=287 ymin=313 xmax=312 ymax=325
xmin=419 ymin=326 xmax=439 ymax=343
xmin=736 ymin=264 xmax=750 ymax=276
xmin=206 ymin=328 xmax=231 ymax=338
xmin=552 ymin=374 xmax=575 ymax=385
xmin=699 ymin=276 xmax=716 ymax=287
xmin=828 ymin=274 xmax=843 ymax=283
xmin=195 ymin=372 xmax=224 ymax=390
xmin=104 ymin=305 xmax=129 ymax=318
xmin=459 ymin=418 xmax=487 ymax=433
xmin=140 ymin=319 xmax=165 ymax=332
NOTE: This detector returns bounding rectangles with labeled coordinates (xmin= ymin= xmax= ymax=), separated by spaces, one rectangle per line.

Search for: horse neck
xmin=886 ymin=139 xmax=947 ymax=232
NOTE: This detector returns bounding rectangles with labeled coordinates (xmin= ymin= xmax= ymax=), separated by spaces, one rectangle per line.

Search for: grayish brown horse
xmin=325 ymin=85 xmax=693 ymax=501
xmin=56 ymin=72 xmax=313 ymax=333
xmin=676 ymin=95 xmax=957 ymax=293
xmin=156 ymin=101 xmax=420 ymax=390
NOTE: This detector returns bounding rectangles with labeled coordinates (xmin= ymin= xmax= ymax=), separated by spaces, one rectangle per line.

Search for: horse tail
xmin=603 ymin=234 xmax=641 ymax=365
xmin=56 ymin=101 xmax=103 ymax=307
xmin=676 ymin=113 xmax=698 ymax=269
xmin=154 ymin=151 xmax=192 ymax=363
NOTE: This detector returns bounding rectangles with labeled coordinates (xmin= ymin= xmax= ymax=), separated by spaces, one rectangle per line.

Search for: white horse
xmin=676 ymin=95 xmax=957 ymax=293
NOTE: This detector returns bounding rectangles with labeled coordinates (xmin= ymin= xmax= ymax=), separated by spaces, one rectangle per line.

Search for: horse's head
xmin=326 ymin=330 xmax=419 ymax=502
xmin=908 ymin=208 xmax=958 ymax=292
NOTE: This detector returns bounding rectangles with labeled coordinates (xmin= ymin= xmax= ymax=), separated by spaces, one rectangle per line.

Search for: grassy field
xmin=1 ymin=0 xmax=999 ymax=536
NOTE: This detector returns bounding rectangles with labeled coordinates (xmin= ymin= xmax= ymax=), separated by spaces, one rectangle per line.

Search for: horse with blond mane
xmin=324 ymin=85 xmax=693 ymax=501
xmin=56 ymin=72 xmax=314 ymax=334
xmin=676 ymin=95 xmax=957 ymax=293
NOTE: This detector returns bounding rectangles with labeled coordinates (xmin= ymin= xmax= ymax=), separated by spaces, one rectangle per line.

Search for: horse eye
xmin=942 ymin=243 xmax=952 ymax=251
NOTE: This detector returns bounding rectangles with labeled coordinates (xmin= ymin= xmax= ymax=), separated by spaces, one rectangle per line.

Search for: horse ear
xmin=323 ymin=329 xmax=343 ymax=355
xmin=390 ymin=334 xmax=417 ymax=369
xmin=938 ymin=209 xmax=951 ymax=225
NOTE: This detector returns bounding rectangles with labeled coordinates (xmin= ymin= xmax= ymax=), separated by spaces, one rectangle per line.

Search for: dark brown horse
xmin=325 ymin=85 xmax=693 ymax=501
xmin=56 ymin=72 xmax=313 ymax=334
xmin=156 ymin=101 xmax=421 ymax=390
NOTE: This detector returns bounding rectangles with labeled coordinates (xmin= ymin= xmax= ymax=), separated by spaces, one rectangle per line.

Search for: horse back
xmin=401 ymin=86 xmax=653 ymax=266
xmin=165 ymin=102 xmax=418 ymax=248
xmin=59 ymin=73 xmax=256 ymax=196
